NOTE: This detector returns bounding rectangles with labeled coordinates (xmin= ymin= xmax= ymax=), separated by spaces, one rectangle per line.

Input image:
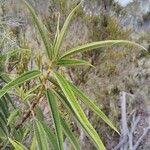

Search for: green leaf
xmin=41 ymin=121 xmax=59 ymax=150
xmin=34 ymin=107 xmax=45 ymax=123
xmin=53 ymin=72 xmax=106 ymax=150
xmin=61 ymin=40 xmax=147 ymax=59
xmin=0 ymin=48 xmax=30 ymax=60
xmin=30 ymin=135 xmax=36 ymax=150
xmin=0 ymin=114 xmax=8 ymax=136
xmin=33 ymin=115 xmax=58 ymax=149
xmin=68 ymin=81 xmax=119 ymax=134
xmin=0 ymin=70 xmax=41 ymax=99
xmin=0 ymin=110 xmax=7 ymax=125
xmin=34 ymin=120 xmax=49 ymax=150
xmin=46 ymin=89 xmax=64 ymax=150
xmin=22 ymin=0 xmax=52 ymax=60
xmin=23 ymin=85 xmax=40 ymax=101
xmin=7 ymin=109 xmax=19 ymax=126
xmin=26 ymin=85 xmax=40 ymax=95
xmin=60 ymin=116 xmax=81 ymax=150
xmin=0 ymin=127 xmax=6 ymax=140
xmin=0 ymin=73 xmax=11 ymax=83
xmin=0 ymin=140 xmax=10 ymax=150
xmin=8 ymin=138 xmax=28 ymax=150
xmin=0 ymin=96 xmax=9 ymax=118
xmin=55 ymin=91 xmax=104 ymax=150
xmin=53 ymin=3 xmax=81 ymax=59
xmin=4 ymin=93 xmax=16 ymax=109
xmin=53 ymin=13 xmax=60 ymax=52
xmin=48 ymin=77 xmax=119 ymax=133
xmin=57 ymin=58 xmax=93 ymax=67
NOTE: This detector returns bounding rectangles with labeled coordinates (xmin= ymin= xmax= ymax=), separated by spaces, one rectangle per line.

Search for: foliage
xmin=0 ymin=0 xmax=146 ymax=150
xmin=142 ymin=11 xmax=150 ymax=22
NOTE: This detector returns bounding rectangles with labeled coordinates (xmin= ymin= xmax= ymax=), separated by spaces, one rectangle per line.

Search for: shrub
xmin=0 ymin=0 xmax=146 ymax=150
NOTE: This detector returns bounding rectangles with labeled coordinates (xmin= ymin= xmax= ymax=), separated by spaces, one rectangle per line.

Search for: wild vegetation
xmin=0 ymin=0 xmax=148 ymax=150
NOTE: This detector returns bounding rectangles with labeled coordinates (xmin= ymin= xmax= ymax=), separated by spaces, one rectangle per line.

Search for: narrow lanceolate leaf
xmin=0 ymin=114 xmax=8 ymax=136
xmin=7 ymin=48 xmax=30 ymax=57
xmin=30 ymin=135 xmax=36 ymax=150
xmin=68 ymin=81 xmax=119 ymax=134
xmin=22 ymin=0 xmax=52 ymax=60
xmin=53 ymin=72 xmax=106 ymax=150
xmin=5 ymin=93 xmax=16 ymax=109
xmin=54 ymin=3 xmax=81 ymax=58
xmin=0 ymin=48 xmax=30 ymax=63
xmin=8 ymin=138 xmax=28 ymax=150
xmin=3 ymin=48 xmax=30 ymax=59
xmin=53 ymin=13 xmax=60 ymax=52
xmin=61 ymin=40 xmax=147 ymax=59
xmin=48 ymin=77 xmax=119 ymax=134
xmin=0 ymin=96 xmax=9 ymax=118
xmin=34 ymin=120 xmax=49 ymax=150
xmin=46 ymin=89 xmax=64 ymax=150
xmin=55 ymin=91 xmax=104 ymax=150
xmin=7 ymin=109 xmax=19 ymax=126
xmin=34 ymin=107 xmax=57 ymax=149
xmin=57 ymin=58 xmax=93 ymax=67
xmin=0 ymin=70 xmax=41 ymax=99
xmin=60 ymin=116 xmax=81 ymax=150
xmin=0 ymin=73 xmax=11 ymax=83
xmin=41 ymin=121 xmax=59 ymax=150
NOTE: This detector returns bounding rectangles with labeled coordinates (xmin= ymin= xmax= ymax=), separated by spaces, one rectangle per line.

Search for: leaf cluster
xmin=0 ymin=0 xmax=146 ymax=150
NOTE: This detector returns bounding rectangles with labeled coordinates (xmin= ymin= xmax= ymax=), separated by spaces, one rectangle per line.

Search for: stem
xmin=15 ymin=69 xmax=51 ymax=130
xmin=120 ymin=92 xmax=129 ymax=150
xmin=15 ymin=90 xmax=43 ymax=130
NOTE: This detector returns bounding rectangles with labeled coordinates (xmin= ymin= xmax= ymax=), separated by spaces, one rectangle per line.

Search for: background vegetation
xmin=0 ymin=0 xmax=149 ymax=150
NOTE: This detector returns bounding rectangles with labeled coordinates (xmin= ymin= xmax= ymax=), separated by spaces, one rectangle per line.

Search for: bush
xmin=0 ymin=0 xmax=145 ymax=150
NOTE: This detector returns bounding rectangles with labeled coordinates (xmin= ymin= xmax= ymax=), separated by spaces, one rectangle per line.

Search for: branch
xmin=15 ymin=87 xmax=44 ymax=130
xmin=120 ymin=91 xmax=129 ymax=150
xmin=133 ymin=126 xmax=150 ymax=150
xmin=114 ymin=91 xmax=149 ymax=150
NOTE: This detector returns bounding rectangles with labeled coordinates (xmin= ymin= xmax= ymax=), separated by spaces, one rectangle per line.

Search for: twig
xmin=113 ymin=135 xmax=128 ymax=150
xmin=128 ymin=127 xmax=133 ymax=150
xmin=15 ymin=86 xmax=44 ymax=130
xmin=15 ymin=69 xmax=51 ymax=130
xmin=133 ymin=126 xmax=150 ymax=150
xmin=114 ymin=91 xmax=150 ymax=150
xmin=131 ymin=113 xmax=140 ymax=134
xmin=128 ymin=112 xmax=140 ymax=150
xmin=120 ymin=91 xmax=129 ymax=150
xmin=15 ymin=99 xmax=39 ymax=130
